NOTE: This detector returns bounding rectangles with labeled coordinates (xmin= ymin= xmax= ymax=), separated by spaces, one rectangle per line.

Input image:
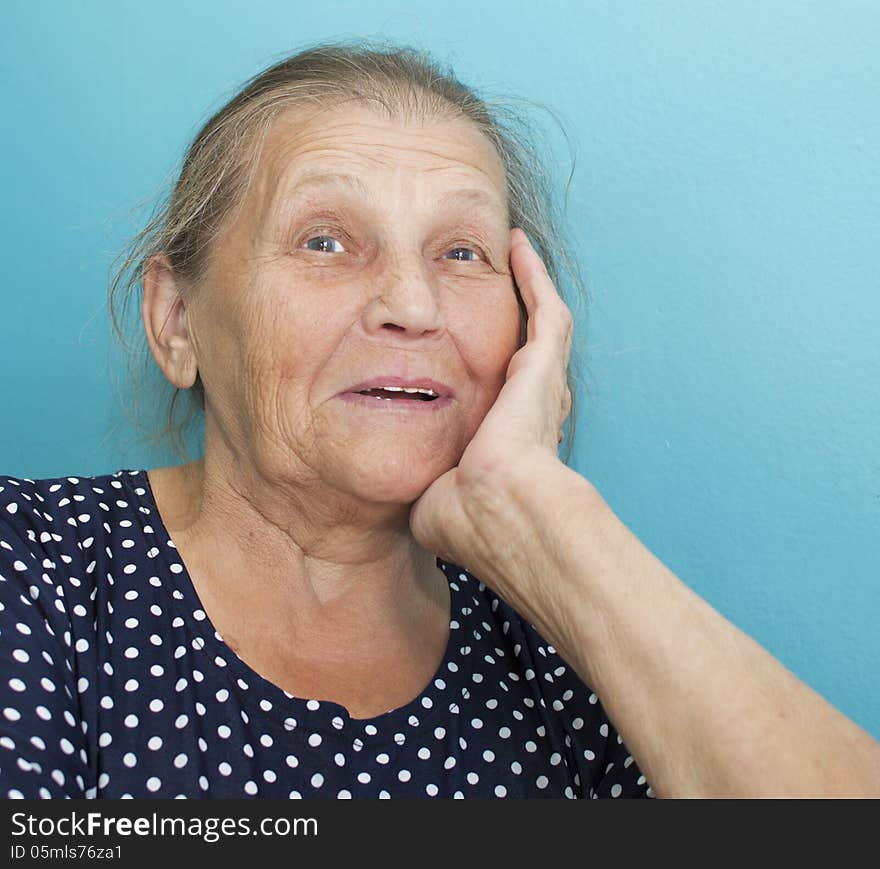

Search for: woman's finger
xmin=509 ymin=228 xmax=573 ymax=348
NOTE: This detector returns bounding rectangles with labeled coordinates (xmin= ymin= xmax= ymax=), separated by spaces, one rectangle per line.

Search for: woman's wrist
xmin=460 ymin=451 xmax=607 ymax=671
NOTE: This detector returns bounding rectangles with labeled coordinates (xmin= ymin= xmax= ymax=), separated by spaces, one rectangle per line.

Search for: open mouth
xmin=355 ymin=388 xmax=438 ymax=402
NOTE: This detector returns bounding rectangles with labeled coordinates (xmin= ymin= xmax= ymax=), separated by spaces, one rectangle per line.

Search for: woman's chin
xmin=335 ymin=454 xmax=453 ymax=505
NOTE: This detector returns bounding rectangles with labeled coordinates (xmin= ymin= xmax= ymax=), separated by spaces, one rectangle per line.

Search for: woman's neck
xmin=145 ymin=456 xmax=450 ymax=702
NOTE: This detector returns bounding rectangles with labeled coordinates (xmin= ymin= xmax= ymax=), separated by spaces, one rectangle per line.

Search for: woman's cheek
xmin=462 ymin=279 xmax=521 ymax=342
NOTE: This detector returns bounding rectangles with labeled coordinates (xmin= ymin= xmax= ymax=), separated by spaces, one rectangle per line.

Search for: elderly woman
xmin=2 ymin=42 xmax=879 ymax=800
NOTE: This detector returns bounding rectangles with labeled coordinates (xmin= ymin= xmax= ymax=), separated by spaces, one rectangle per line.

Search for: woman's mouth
xmin=337 ymin=389 xmax=453 ymax=411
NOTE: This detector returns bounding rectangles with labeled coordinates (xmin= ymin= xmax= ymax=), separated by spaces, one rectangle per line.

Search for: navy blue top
xmin=0 ymin=468 xmax=652 ymax=799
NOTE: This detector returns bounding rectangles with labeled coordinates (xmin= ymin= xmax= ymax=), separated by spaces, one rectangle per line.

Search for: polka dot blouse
xmin=0 ymin=469 xmax=652 ymax=799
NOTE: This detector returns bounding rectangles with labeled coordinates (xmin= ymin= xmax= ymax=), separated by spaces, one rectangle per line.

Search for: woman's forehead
xmin=256 ymin=103 xmax=507 ymax=204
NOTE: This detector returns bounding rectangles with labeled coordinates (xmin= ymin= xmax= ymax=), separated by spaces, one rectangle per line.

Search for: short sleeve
xmin=512 ymin=613 xmax=653 ymax=798
xmin=559 ymin=681 xmax=653 ymax=799
xmin=0 ymin=514 xmax=91 ymax=798
xmin=591 ymin=721 xmax=653 ymax=798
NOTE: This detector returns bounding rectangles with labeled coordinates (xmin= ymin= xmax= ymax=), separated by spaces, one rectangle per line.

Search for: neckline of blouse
xmin=117 ymin=467 xmax=478 ymax=741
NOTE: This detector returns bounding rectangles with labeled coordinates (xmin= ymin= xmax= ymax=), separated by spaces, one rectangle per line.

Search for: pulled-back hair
xmin=107 ymin=37 xmax=588 ymax=466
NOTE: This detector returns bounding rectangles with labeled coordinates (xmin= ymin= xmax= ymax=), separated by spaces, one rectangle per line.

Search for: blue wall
xmin=2 ymin=1 xmax=878 ymax=740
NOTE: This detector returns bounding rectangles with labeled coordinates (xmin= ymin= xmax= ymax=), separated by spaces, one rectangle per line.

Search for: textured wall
xmin=2 ymin=1 xmax=878 ymax=739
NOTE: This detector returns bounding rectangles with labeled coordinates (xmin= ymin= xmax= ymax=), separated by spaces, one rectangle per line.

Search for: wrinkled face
xmin=187 ymin=102 xmax=522 ymax=504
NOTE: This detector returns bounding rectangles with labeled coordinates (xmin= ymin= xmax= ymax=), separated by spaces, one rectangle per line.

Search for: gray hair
xmin=107 ymin=37 xmax=589 ymax=467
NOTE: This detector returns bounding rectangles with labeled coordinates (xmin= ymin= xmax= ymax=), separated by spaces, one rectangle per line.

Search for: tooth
xmin=360 ymin=385 xmax=438 ymax=396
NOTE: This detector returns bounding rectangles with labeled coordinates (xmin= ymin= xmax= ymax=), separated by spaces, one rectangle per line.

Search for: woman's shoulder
xmin=0 ymin=468 xmax=151 ymax=597
xmin=0 ymin=467 xmax=145 ymax=544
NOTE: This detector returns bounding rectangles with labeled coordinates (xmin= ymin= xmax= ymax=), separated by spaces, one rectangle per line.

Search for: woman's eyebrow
xmin=277 ymin=171 xmax=507 ymax=218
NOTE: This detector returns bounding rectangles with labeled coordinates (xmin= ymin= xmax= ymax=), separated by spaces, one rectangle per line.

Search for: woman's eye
xmin=304 ymin=235 xmax=346 ymax=254
xmin=445 ymin=246 xmax=481 ymax=262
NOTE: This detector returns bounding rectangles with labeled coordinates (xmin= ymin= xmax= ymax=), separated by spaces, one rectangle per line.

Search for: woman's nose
xmin=366 ymin=254 xmax=445 ymax=335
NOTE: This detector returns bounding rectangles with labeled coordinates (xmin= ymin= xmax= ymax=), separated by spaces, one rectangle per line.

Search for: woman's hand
xmin=408 ymin=227 xmax=574 ymax=569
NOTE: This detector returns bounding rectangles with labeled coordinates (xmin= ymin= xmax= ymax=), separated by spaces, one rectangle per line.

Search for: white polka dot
xmin=398 ymin=769 xmax=411 ymax=782
xmin=310 ymin=773 xmax=324 ymax=788
xmin=146 ymin=777 xmax=161 ymax=792
xmin=611 ymin=783 xmax=623 ymax=798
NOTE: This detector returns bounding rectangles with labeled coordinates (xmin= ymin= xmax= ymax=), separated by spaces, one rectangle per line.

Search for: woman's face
xmin=187 ymin=102 xmax=522 ymax=505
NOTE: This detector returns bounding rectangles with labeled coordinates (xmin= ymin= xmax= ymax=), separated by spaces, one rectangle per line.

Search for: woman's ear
xmin=142 ymin=254 xmax=199 ymax=389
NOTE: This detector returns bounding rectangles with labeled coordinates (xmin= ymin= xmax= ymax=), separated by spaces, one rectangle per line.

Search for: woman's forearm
xmin=468 ymin=454 xmax=880 ymax=797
